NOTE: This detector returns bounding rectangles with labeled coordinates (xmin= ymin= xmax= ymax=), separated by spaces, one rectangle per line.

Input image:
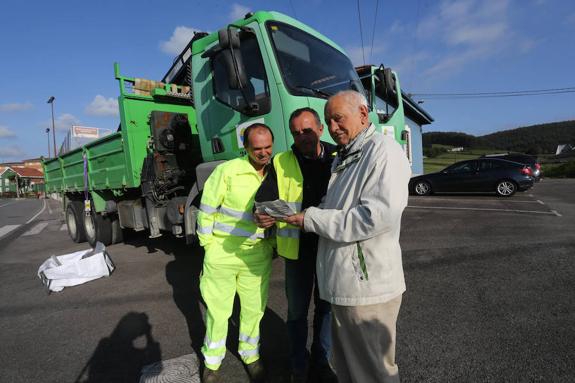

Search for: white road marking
xmin=537 ymin=200 xmax=545 ymax=205
xmin=413 ymin=197 xmax=542 ymax=204
xmin=47 ymin=201 xmax=53 ymax=214
xmin=550 ymin=210 xmax=562 ymax=217
xmin=0 ymin=224 xmax=21 ymax=239
xmin=60 ymin=224 xmax=67 ymax=231
xmin=0 ymin=201 xmax=16 ymax=208
xmin=407 ymin=205 xmax=558 ymax=216
xmin=22 ymin=222 xmax=50 ymax=236
xmin=25 ymin=199 xmax=46 ymax=224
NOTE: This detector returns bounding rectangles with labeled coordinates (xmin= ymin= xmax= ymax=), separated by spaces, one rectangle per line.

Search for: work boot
xmin=202 ymin=366 xmax=220 ymax=383
xmin=246 ymin=359 xmax=266 ymax=383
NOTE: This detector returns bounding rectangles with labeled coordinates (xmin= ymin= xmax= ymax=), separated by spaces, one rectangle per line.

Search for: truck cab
xmin=164 ymin=11 xmax=406 ymax=162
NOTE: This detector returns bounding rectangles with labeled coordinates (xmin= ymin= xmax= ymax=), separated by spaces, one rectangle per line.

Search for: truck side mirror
xmin=217 ymin=28 xmax=248 ymax=90
xmin=376 ymin=66 xmax=396 ymax=99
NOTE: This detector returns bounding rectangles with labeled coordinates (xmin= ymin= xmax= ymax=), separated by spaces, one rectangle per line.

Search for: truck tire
xmin=66 ymin=201 xmax=86 ymax=243
xmin=111 ymin=215 xmax=123 ymax=244
xmin=84 ymin=208 xmax=113 ymax=247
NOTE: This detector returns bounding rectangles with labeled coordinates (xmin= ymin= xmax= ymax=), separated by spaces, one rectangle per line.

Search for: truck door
xmin=193 ymin=24 xmax=284 ymax=162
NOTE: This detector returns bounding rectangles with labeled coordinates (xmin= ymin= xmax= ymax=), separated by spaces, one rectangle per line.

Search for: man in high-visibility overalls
xmin=254 ymin=108 xmax=337 ymax=382
xmin=197 ymin=123 xmax=274 ymax=383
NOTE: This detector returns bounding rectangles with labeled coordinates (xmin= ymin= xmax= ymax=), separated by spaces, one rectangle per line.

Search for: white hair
xmin=328 ymin=90 xmax=368 ymax=109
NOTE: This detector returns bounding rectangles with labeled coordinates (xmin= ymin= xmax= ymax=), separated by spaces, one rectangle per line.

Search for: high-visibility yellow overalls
xmin=197 ymin=156 xmax=273 ymax=371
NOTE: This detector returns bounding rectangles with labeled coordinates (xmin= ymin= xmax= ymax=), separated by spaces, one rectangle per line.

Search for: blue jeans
xmin=285 ymin=252 xmax=332 ymax=373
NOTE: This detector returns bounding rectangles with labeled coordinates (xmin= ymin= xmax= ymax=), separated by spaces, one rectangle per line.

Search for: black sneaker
xmin=246 ymin=359 xmax=266 ymax=383
xmin=202 ymin=366 xmax=220 ymax=383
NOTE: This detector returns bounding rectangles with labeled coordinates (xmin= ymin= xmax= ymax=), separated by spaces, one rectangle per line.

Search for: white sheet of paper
xmin=254 ymin=199 xmax=296 ymax=219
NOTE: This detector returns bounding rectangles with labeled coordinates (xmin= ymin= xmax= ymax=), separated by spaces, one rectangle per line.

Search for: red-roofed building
xmin=0 ymin=165 xmax=44 ymax=197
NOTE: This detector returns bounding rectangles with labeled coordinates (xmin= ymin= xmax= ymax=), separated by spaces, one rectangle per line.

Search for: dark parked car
xmin=480 ymin=153 xmax=542 ymax=181
xmin=410 ymin=158 xmax=534 ymax=197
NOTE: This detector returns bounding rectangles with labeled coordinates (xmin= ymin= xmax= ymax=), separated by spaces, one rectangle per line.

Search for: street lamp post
xmin=46 ymin=127 xmax=51 ymax=157
xmin=47 ymin=96 xmax=56 ymax=157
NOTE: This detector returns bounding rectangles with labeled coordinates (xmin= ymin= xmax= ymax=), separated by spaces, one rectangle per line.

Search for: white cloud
xmin=0 ymin=146 xmax=25 ymax=159
xmin=45 ymin=113 xmax=80 ymax=132
xmin=445 ymin=22 xmax=507 ymax=46
xmin=412 ymin=0 xmax=518 ymax=77
xmin=0 ymin=102 xmax=32 ymax=112
xmin=391 ymin=52 xmax=432 ymax=81
xmin=230 ymin=3 xmax=251 ymax=21
xmin=346 ymin=44 xmax=387 ymax=67
xmin=160 ymin=26 xmax=199 ymax=55
xmin=0 ymin=126 xmax=16 ymax=138
xmin=85 ymin=95 xmax=119 ymax=117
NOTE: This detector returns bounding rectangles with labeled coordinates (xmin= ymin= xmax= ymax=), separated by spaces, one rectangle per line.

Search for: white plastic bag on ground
xmin=37 ymin=242 xmax=115 ymax=292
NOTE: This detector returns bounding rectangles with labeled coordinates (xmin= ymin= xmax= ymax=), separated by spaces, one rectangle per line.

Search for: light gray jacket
xmin=304 ymin=124 xmax=411 ymax=306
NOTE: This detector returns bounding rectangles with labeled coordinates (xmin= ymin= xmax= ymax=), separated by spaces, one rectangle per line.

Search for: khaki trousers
xmin=331 ymin=295 xmax=402 ymax=383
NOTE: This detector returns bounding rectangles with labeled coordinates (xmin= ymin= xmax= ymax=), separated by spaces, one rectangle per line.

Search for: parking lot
xmin=1 ymin=179 xmax=574 ymax=382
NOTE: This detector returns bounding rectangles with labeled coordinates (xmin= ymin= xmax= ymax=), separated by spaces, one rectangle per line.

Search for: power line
xmin=357 ymin=0 xmax=365 ymax=65
xmin=411 ymin=87 xmax=575 ymax=99
xmin=369 ymin=0 xmax=380 ymax=62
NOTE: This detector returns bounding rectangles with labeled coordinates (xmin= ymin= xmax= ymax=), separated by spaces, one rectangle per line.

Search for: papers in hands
xmin=254 ymin=199 xmax=296 ymax=219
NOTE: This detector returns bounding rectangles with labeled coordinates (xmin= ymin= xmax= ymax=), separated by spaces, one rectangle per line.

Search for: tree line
xmin=423 ymin=120 xmax=575 ymax=155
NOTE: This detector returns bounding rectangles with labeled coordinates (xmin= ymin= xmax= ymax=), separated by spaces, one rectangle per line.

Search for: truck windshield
xmin=267 ymin=21 xmax=364 ymax=99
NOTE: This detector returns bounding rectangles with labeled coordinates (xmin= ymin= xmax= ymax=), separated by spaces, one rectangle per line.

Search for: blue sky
xmin=1 ymin=0 xmax=574 ymax=161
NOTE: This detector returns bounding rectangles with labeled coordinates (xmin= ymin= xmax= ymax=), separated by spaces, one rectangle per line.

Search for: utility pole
xmin=47 ymin=96 xmax=56 ymax=157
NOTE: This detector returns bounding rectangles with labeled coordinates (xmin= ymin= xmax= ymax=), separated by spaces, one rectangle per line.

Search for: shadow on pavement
xmin=74 ymin=312 xmax=161 ymax=383
xmin=123 ymin=233 xmax=290 ymax=381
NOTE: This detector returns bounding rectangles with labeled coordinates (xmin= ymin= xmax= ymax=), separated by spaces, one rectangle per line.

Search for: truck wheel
xmin=66 ymin=201 xmax=86 ymax=243
xmin=111 ymin=215 xmax=123 ymax=244
xmin=84 ymin=209 xmax=113 ymax=247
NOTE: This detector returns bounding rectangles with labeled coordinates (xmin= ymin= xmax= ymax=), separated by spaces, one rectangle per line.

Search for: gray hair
xmin=328 ymin=90 xmax=368 ymax=109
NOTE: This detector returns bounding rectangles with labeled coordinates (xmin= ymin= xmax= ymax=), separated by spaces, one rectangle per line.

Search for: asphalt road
xmin=0 ymin=179 xmax=573 ymax=382
xmin=0 ymin=198 xmax=46 ymax=242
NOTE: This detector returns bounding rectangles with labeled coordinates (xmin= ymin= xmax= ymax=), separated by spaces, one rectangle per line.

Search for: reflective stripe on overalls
xmin=196 ymin=156 xmax=272 ymax=370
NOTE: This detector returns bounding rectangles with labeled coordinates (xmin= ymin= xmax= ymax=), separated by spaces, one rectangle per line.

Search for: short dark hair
xmin=289 ymin=107 xmax=321 ymax=130
xmin=243 ymin=123 xmax=274 ymax=148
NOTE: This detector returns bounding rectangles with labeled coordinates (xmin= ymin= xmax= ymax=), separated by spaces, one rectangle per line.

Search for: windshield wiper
xmin=294 ymin=85 xmax=331 ymax=99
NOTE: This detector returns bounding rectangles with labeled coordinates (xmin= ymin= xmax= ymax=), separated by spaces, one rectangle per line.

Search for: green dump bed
xmin=43 ymin=64 xmax=197 ymax=195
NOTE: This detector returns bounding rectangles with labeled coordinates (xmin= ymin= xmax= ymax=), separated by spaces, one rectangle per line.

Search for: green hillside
xmin=423 ymin=120 xmax=575 ymax=154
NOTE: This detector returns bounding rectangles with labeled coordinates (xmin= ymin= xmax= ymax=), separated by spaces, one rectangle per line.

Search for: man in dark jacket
xmin=255 ymin=108 xmax=337 ymax=382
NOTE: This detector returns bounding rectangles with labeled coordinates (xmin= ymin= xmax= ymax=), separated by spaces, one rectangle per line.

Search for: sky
xmin=1 ymin=0 xmax=574 ymax=161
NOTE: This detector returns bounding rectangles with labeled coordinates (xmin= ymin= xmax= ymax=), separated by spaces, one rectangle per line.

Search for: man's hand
xmin=284 ymin=212 xmax=305 ymax=228
xmin=254 ymin=212 xmax=276 ymax=228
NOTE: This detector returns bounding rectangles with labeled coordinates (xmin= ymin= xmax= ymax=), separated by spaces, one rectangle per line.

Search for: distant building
xmin=556 ymin=144 xmax=574 ymax=155
xmin=59 ymin=125 xmax=113 ymax=155
xmin=0 ymin=166 xmax=44 ymax=197
xmin=0 ymin=158 xmax=44 ymax=197
xmin=450 ymin=147 xmax=464 ymax=152
xmin=400 ymin=93 xmax=434 ymax=176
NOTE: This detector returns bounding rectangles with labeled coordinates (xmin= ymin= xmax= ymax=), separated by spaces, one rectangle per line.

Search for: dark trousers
xmin=285 ymin=252 xmax=332 ymax=373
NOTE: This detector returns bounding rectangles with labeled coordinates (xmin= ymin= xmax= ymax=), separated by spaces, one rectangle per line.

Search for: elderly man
xmin=285 ymin=90 xmax=411 ymax=383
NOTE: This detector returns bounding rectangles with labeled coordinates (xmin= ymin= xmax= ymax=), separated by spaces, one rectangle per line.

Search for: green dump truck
xmin=44 ymin=11 xmax=407 ymax=246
